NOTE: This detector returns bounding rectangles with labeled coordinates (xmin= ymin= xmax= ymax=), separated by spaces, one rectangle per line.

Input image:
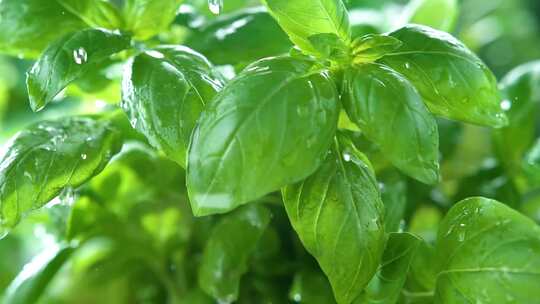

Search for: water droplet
xmin=342 ymin=152 xmax=352 ymax=162
xmin=208 ymin=0 xmax=223 ymax=15
xmin=500 ymin=99 xmax=511 ymax=111
xmin=405 ymin=62 xmax=411 ymax=69
xmin=80 ymin=153 xmax=87 ymax=160
xmin=292 ymin=293 xmax=301 ymax=302
xmin=59 ymin=187 xmax=76 ymax=206
xmin=73 ymin=47 xmax=87 ymax=65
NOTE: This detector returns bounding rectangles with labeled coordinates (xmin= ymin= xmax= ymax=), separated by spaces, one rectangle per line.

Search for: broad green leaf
xmin=342 ymin=63 xmax=440 ymax=184
xmin=3 ymin=245 xmax=76 ymax=304
xmin=494 ymin=61 xmax=540 ymax=177
xmin=198 ymin=205 xmax=271 ymax=303
xmin=379 ymin=171 xmax=407 ymax=232
xmin=262 ymin=0 xmax=352 ymax=57
xmin=0 ymin=115 xmax=123 ymax=237
xmin=359 ymin=233 xmax=421 ymax=304
xmin=185 ymin=7 xmax=292 ymax=66
xmin=121 ymin=46 xmax=224 ymax=166
xmin=123 ymin=0 xmax=181 ymax=40
xmin=187 ymin=56 xmax=340 ymax=216
xmin=307 ymin=33 xmax=351 ymax=64
xmin=403 ymin=241 xmax=437 ymax=299
xmin=282 ymin=132 xmax=386 ymax=304
xmin=57 ymin=0 xmax=124 ymax=29
xmin=380 ymin=25 xmax=508 ymax=128
xmin=351 ymin=34 xmax=402 ymax=64
xmin=434 ymin=197 xmax=540 ymax=303
xmin=406 ymin=0 xmax=459 ymax=32
xmin=26 ymin=29 xmax=131 ymax=112
xmin=289 ymin=269 xmax=337 ymax=304
xmin=0 ymin=0 xmax=86 ymax=58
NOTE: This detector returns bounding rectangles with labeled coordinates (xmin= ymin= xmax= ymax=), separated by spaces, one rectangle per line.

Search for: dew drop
xmin=500 ymin=99 xmax=511 ymax=111
xmin=342 ymin=152 xmax=352 ymax=162
xmin=80 ymin=153 xmax=87 ymax=160
xmin=73 ymin=47 xmax=88 ymax=65
xmin=405 ymin=62 xmax=411 ymax=69
xmin=292 ymin=293 xmax=302 ymax=302
xmin=59 ymin=187 xmax=76 ymax=206
xmin=208 ymin=0 xmax=223 ymax=15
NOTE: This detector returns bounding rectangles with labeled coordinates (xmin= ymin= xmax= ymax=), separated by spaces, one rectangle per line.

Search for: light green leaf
xmin=343 ymin=63 xmax=440 ymax=184
xmin=0 ymin=115 xmax=123 ymax=237
xmin=121 ymin=46 xmax=225 ymax=166
xmin=359 ymin=233 xmax=421 ymax=304
xmin=198 ymin=204 xmax=271 ymax=303
xmin=282 ymin=132 xmax=386 ymax=304
xmin=57 ymin=0 xmax=124 ymax=29
xmin=0 ymin=0 xmax=86 ymax=58
xmin=380 ymin=24 xmax=507 ymax=128
xmin=262 ymin=0 xmax=351 ymax=57
xmin=123 ymin=0 xmax=181 ymax=40
xmin=434 ymin=197 xmax=540 ymax=303
xmin=187 ymin=56 xmax=340 ymax=216
xmin=26 ymin=29 xmax=131 ymax=112
xmin=3 ymin=246 xmax=76 ymax=304
xmin=351 ymin=34 xmax=402 ymax=64
xmin=185 ymin=7 xmax=292 ymax=66
xmin=494 ymin=61 xmax=540 ymax=177
xmin=379 ymin=171 xmax=407 ymax=233
xmin=406 ymin=0 xmax=459 ymax=32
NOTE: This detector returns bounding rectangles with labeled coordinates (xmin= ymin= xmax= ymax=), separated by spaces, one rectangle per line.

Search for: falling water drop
xmin=59 ymin=187 xmax=76 ymax=206
xmin=73 ymin=47 xmax=88 ymax=65
xmin=208 ymin=0 xmax=223 ymax=15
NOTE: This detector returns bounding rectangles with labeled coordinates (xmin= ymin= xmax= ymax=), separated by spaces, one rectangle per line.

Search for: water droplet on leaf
xmin=208 ymin=0 xmax=223 ymax=15
xmin=73 ymin=47 xmax=88 ymax=65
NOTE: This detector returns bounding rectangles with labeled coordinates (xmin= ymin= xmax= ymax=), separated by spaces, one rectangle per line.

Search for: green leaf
xmin=3 ymin=245 xmax=76 ymax=304
xmin=342 ymin=63 xmax=440 ymax=184
xmin=262 ymin=0 xmax=352 ymax=57
xmin=289 ymin=269 xmax=337 ymax=304
xmin=187 ymin=56 xmax=340 ymax=216
xmin=282 ymin=132 xmax=386 ymax=304
xmin=121 ymin=46 xmax=225 ymax=166
xmin=524 ymin=138 xmax=540 ymax=186
xmin=0 ymin=0 xmax=86 ymax=58
xmin=351 ymin=34 xmax=402 ymax=64
xmin=380 ymin=24 xmax=508 ymax=128
xmin=185 ymin=7 xmax=292 ymax=66
xmin=494 ymin=61 xmax=540 ymax=177
xmin=359 ymin=233 xmax=421 ymax=304
xmin=26 ymin=29 xmax=131 ymax=112
xmin=406 ymin=0 xmax=459 ymax=32
xmin=379 ymin=171 xmax=407 ymax=233
xmin=307 ymin=33 xmax=351 ymax=64
xmin=0 ymin=115 xmax=123 ymax=237
xmin=434 ymin=197 xmax=540 ymax=302
xmin=198 ymin=204 xmax=271 ymax=303
xmin=57 ymin=0 xmax=124 ymax=29
xmin=123 ymin=0 xmax=181 ymax=40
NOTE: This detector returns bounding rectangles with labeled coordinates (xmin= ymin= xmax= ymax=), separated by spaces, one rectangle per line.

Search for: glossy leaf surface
xmin=0 ymin=115 xmax=123 ymax=237
xmin=3 ymin=246 xmax=76 ymax=304
xmin=27 ymin=29 xmax=130 ymax=111
xmin=187 ymin=57 xmax=340 ymax=216
xmin=283 ymin=133 xmax=386 ymax=304
xmin=494 ymin=61 xmax=540 ymax=176
xmin=343 ymin=64 xmax=440 ymax=184
xmin=262 ymin=0 xmax=352 ymax=57
xmin=186 ymin=7 xmax=292 ymax=66
xmin=359 ymin=233 xmax=421 ymax=304
xmin=435 ymin=197 xmax=540 ymax=303
xmin=122 ymin=46 xmax=224 ymax=166
xmin=198 ymin=205 xmax=271 ymax=303
xmin=380 ymin=25 xmax=507 ymax=127
xmin=123 ymin=0 xmax=181 ymax=39
xmin=0 ymin=0 xmax=86 ymax=57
